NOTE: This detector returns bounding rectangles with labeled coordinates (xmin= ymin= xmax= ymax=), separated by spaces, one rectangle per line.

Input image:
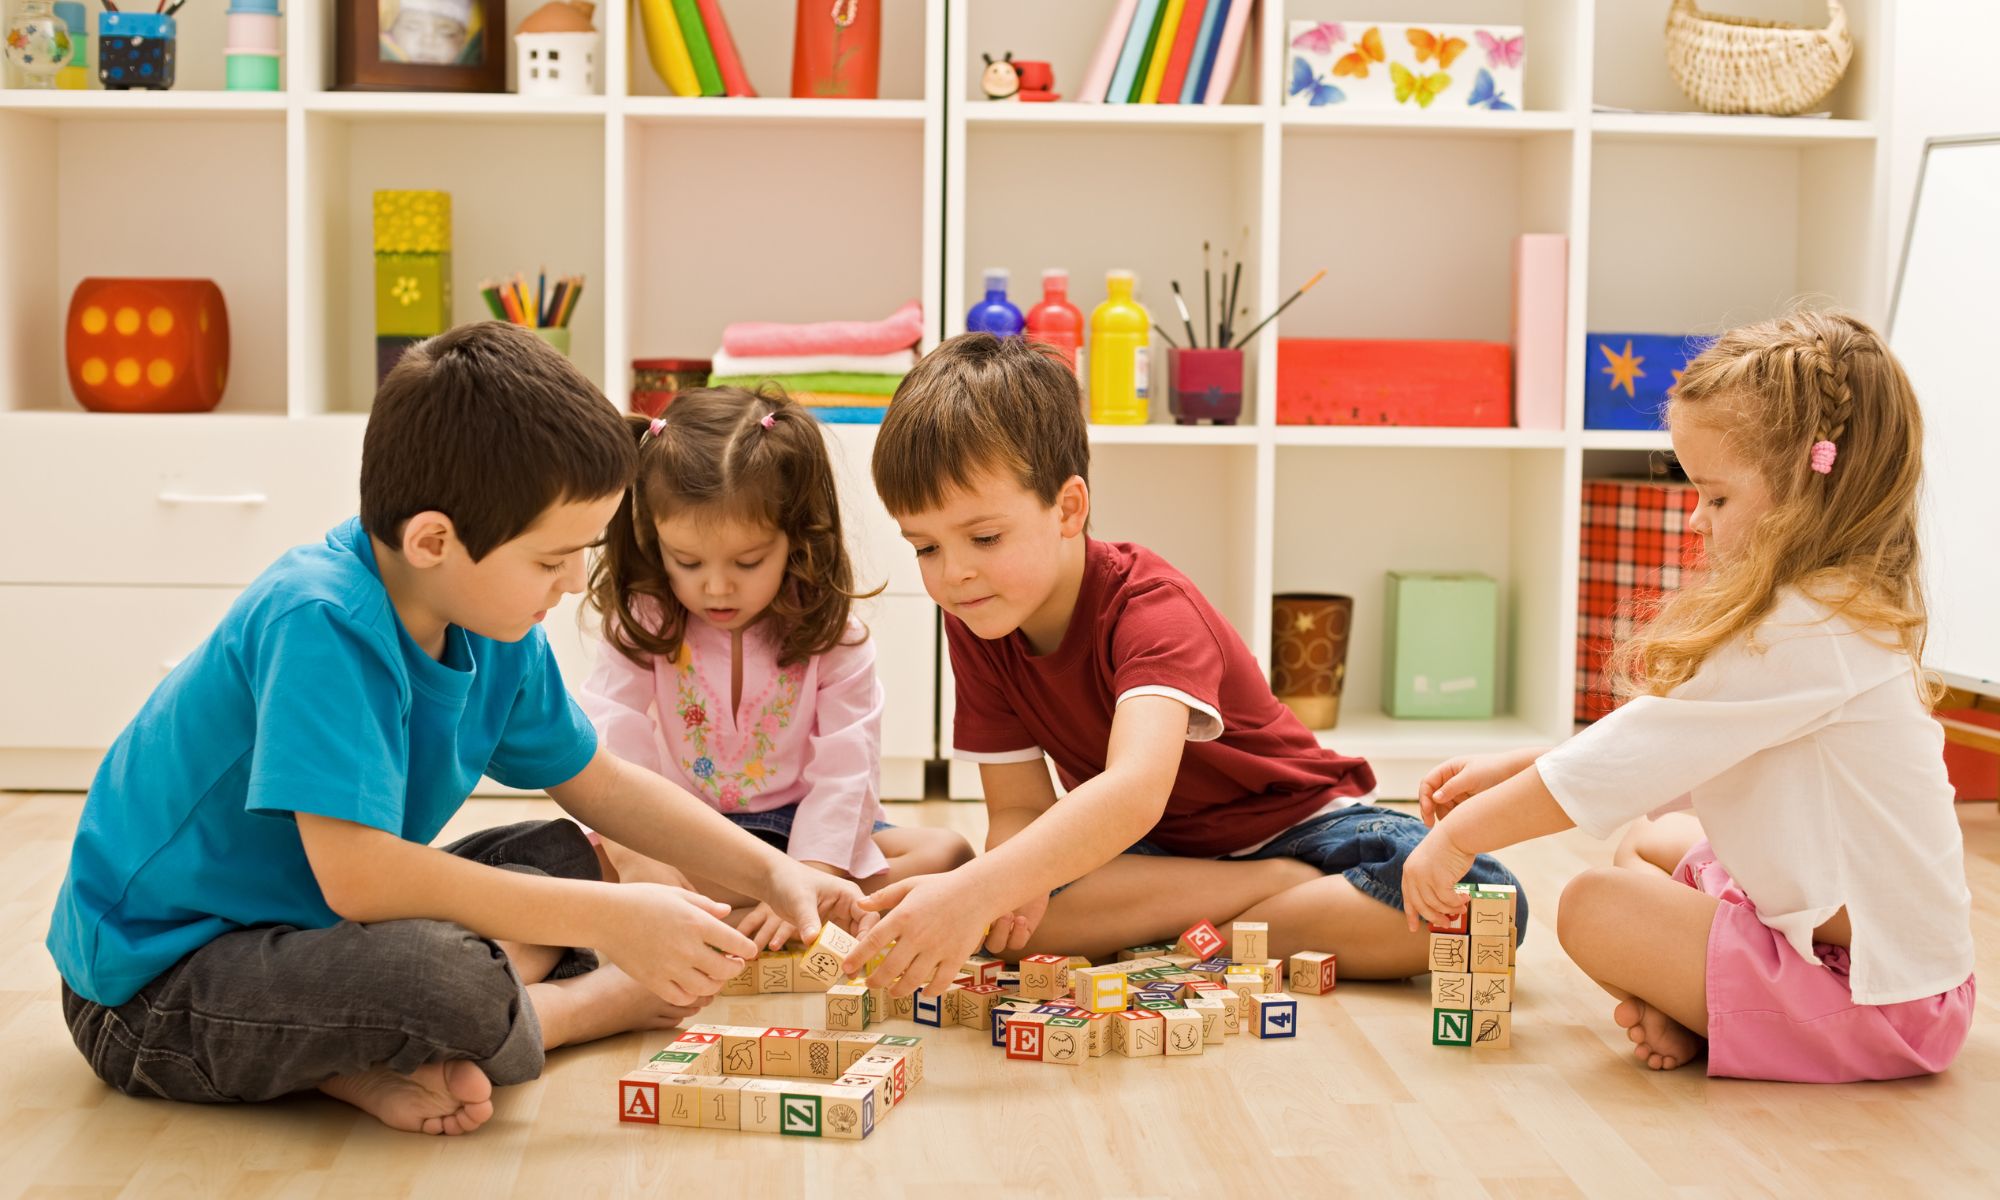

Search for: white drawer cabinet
xmin=0 ymin=415 xmax=366 ymax=587
xmin=0 ymin=585 xmax=242 ymax=750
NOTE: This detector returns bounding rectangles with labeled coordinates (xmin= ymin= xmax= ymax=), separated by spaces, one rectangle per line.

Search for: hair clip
xmin=642 ymin=416 xmax=667 ymax=445
xmin=1809 ymin=439 xmax=1837 ymax=475
xmin=759 ymin=413 xmax=777 ymax=430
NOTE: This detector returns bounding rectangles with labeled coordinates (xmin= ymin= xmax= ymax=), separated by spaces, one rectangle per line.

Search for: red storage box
xmin=1277 ymin=338 xmax=1511 ymax=426
xmin=1577 ymin=479 xmax=1705 ymax=722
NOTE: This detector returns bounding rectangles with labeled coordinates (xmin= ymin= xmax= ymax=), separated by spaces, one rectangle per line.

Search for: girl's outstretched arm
xmin=1401 ymin=763 xmax=1574 ymax=931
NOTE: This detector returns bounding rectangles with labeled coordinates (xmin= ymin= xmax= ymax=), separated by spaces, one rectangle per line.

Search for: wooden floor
xmin=3 ymin=793 xmax=1999 ymax=1198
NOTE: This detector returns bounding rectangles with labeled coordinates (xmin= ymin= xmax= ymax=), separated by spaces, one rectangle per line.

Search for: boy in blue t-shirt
xmin=47 ymin=323 xmax=864 ymax=1137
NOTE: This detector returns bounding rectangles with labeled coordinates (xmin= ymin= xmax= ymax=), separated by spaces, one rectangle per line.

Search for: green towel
xmin=708 ymin=372 xmax=903 ymax=397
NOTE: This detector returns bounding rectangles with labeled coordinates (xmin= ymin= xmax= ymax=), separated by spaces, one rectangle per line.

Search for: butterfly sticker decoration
xmin=1476 ymin=29 xmax=1525 ymax=70
xmin=1290 ymin=55 xmax=1346 ymax=107
xmin=1334 ymin=25 xmax=1384 ymax=78
xmin=1407 ymin=28 xmax=1468 ymax=70
xmin=1390 ymin=61 xmax=1451 ymax=108
xmin=1467 ymin=67 xmax=1515 ymax=111
xmin=1290 ymin=21 xmax=1345 ymax=56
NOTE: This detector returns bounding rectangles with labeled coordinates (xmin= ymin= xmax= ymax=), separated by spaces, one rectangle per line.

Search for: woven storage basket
xmin=1664 ymin=0 xmax=1854 ymax=115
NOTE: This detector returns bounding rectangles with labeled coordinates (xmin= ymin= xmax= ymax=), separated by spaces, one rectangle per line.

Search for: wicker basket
xmin=1664 ymin=0 xmax=1854 ymax=116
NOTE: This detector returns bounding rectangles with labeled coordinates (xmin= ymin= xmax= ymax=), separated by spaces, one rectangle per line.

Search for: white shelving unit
xmin=941 ymin=0 xmax=1892 ymax=797
xmin=0 ymin=1 xmax=1895 ymax=801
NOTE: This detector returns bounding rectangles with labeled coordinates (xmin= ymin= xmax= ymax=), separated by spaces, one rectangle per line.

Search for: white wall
xmin=1886 ymin=3 xmax=2000 ymax=292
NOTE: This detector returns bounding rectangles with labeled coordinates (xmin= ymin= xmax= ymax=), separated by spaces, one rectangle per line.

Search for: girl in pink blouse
xmin=583 ymin=389 xmax=973 ymax=949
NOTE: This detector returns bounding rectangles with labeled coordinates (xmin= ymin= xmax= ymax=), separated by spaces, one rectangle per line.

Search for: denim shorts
xmin=1065 ymin=804 xmax=1528 ymax=942
xmin=727 ymin=805 xmax=894 ymax=854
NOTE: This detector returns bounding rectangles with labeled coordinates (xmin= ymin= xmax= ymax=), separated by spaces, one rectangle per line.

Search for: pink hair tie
xmin=641 ymin=416 xmax=666 ymax=445
xmin=1809 ymin=439 xmax=1837 ymax=475
xmin=759 ymin=413 xmax=777 ymax=430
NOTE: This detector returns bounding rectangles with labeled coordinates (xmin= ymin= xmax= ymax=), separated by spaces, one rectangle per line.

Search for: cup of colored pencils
xmin=483 ymin=270 xmax=583 ymax=357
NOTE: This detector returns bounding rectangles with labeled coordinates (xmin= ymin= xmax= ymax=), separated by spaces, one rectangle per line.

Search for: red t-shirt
xmin=947 ymin=538 xmax=1375 ymax=856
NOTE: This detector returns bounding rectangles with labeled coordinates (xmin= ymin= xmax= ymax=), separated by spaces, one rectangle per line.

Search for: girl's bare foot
xmin=530 ymin=962 xmax=704 ymax=1050
xmin=1612 ymin=997 xmax=1704 ymax=1070
xmin=319 ymin=1059 xmax=494 ymax=1136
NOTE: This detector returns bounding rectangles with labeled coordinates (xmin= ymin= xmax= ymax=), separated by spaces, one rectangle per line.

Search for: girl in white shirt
xmin=1402 ymin=311 xmax=1975 ymax=1082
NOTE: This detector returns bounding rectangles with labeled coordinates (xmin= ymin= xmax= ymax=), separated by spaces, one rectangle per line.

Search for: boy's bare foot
xmin=319 ymin=1059 xmax=494 ymax=1136
xmin=530 ymin=962 xmax=704 ymax=1050
xmin=1612 ymin=997 xmax=1704 ymax=1070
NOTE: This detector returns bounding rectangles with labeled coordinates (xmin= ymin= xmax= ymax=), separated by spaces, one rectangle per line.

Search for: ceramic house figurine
xmin=515 ymin=0 xmax=597 ymax=96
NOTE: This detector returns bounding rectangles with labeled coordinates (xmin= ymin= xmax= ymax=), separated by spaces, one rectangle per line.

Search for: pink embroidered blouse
xmin=579 ymin=606 xmax=888 ymax=879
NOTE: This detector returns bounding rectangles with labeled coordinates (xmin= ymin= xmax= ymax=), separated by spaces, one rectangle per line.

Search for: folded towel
xmin=791 ymin=391 xmax=897 ymax=407
xmin=722 ymin=301 xmax=925 ymax=358
xmin=709 ymin=372 xmax=903 ymax=397
xmin=709 ymin=348 xmax=917 ymax=378
xmin=810 ymin=406 xmax=889 ymax=424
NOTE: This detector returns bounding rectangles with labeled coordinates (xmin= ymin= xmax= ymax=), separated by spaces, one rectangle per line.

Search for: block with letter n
xmin=779 ymin=1093 xmax=822 ymax=1137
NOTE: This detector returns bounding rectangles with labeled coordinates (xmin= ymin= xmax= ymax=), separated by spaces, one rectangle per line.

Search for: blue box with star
xmin=1583 ymin=333 xmax=1716 ymax=430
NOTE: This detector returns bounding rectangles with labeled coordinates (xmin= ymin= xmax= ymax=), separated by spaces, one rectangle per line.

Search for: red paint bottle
xmin=1025 ymin=268 xmax=1084 ymax=375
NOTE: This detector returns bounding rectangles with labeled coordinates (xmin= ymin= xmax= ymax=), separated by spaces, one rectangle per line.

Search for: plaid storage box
xmin=1576 ymin=478 xmax=1704 ymax=722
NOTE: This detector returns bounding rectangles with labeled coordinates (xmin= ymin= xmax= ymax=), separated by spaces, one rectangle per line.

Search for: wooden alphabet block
xmin=659 ymin=1075 xmax=703 ymax=1127
xmin=1114 ymin=1010 xmax=1164 ymax=1057
xmin=875 ymin=1035 xmax=924 ymax=1085
xmin=1190 ymin=957 xmax=1233 ymax=982
xmin=955 ymin=984 xmax=1004 ymax=1029
xmin=1019 ymin=954 xmax=1071 ymax=1000
xmin=618 ymin=1072 xmax=662 ymax=1124
xmin=1230 ymin=921 xmax=1269 ymax=962
xmin=1431 ymin=1008 xmax=1474 ymax=1047
xmin=697 ymin=1076 xmax=746 ymax=1130
xmin=651 ymin=1044 xmax=719 ymax=1074
xmin=1223 ymin=969 xmax=1264 ymax=1004
xmin=1469 ymin=887 xmax=1516 ymax=938
xmin=1289 ymin=951 xmax=1337 ymax=995
xmin=1471 ymin=1010 xmax=1513 ymax=1049
xmin=991 ymin=1000 xmax=1032 ymax=1047
xmin=834 ymin=1071 xmax=890 ymax=1115
xmin=962 ymin=956 xmax=1004 ymax=987
xmin=797 ymin=923 xmax=859 ymax=986
xmin=756 ymin=949 xmax=796 ymax=994
xmin=738 ymin=1080 xmax=785 ymax=1133
xmin=912 ymin=990 xmax=945 ymax=1027
xmin=1163 ymin=1008 xmax=1205 ymax=1056
xmin=1471 ymin=972 xmax=1513 ymax=1012
xmin=847 ymin=1051 xmax=908 ymax=1103
xmin=1042 ymin=1017 xmax=1088 ymax=1066
xmin=1005 ymin=1013 xmax=1049 ymax=1061
xmin=1430 ymin=972 xmax=1473 ymax=1009
xmin=1428 ymin=933 xmax=1471 ymax=974
xmin=1470 ymin=935 xmax=1511 ymax=972
xmin=720 ymin=957 xmax=758 ymax=995
xmin=1083 ymin=1012 xmax=1111 ymax=1057
xmin=1072 ymin=967 xmax=1129 ymax=1014
xmin=889 ymin=992 xmax=915 ymax=1021
xmin=1119 ymin=944 xmax=1173 ymax=961
xmin=1249 ymin=993 xmax=1299 ymax=1039
xmin=759 ymin=1028 xmax=810 ymax=1078
xmin=825 ymin=985 xmax=869 ymax=1033
xmin=1175 ymin=921 xmax=1227 ymax=960
xmin=1186 ymin=996 xmax=1227 ymax=1044
xmin=799 ymin=1030 xmax=840 ymax=1080
xmin=1162 ymin=953 xmax=1201 ymax=970
xmin=778 ymin=1091 xmax=824 ymax=1138
xmin=1217 ymin=990 xmax=1243 ymax=1035
xmin=720 ymin=1028 xmax=765 ymax=1076
xmin=835 ymin=1032 xmax=884 ymax=1072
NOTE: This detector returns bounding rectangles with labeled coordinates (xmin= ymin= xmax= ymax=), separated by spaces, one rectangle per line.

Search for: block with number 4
xmin=1249 ymin=993 xmax=1299 ymax=1040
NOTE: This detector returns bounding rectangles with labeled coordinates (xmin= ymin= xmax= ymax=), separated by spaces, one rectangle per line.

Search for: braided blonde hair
xmin=1607 ymin=311 xmax=1935 ymax=701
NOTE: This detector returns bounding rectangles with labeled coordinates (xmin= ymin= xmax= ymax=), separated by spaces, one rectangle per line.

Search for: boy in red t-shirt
xmin=841 ymin=334 xmax=1524 ymax=996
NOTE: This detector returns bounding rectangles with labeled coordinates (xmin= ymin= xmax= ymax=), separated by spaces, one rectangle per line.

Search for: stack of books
xmin=1078 ymin=0 xmax=1258 ymax=105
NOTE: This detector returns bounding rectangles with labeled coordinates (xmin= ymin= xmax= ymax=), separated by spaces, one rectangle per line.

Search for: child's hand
xmin=736 ymin=901 xmax=795 ymax=951
xmin=759 ymin=859 xmax=868 ymax=946
xmin=983 ymin=891 xmax=1049 ymax=956
xmin=839 ymin=872 xmax=993 ymax=999
xmin=1400 ymin=828 xmax=1476 ymax=933
xmin=1418 ymin=748 xmax=1541 ymax=826
xmin=602 ymin=883 xmax=760 ymax=1006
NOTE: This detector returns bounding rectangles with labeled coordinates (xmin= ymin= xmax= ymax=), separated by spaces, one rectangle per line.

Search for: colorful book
xmin=695 ymin=0 xmax=755 ymax=97
xmin=1203 ymin=0 xmax=1256 ymax=104
xmin=1182 ymin=0 xmax=1230 ymax=104
xmin=1127 ymin=0 xmax=1170 ymax=102
xmin=1078 ymin=0 xmax=1139 ymax=103
xmin=1106 ymin=0 xmax=1162 ymax=105
xmin=636 ymin=0 xmax=700 ymax=96
xmin=670 ymin=0 xmax=725 ymax=97
xmin=1156 ymin=0 xmax=1209 ymax=104
xmin=1138 ymin=0 xmax=1186 ymax=103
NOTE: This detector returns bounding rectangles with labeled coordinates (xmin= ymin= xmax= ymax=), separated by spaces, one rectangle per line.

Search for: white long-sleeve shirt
xmin=1537 ymin=588 xmax=1973 ymax=1005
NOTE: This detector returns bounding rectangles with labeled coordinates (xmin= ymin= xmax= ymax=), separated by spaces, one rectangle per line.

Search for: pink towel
xmin=722 ymin=301 xmax=925 ymax=358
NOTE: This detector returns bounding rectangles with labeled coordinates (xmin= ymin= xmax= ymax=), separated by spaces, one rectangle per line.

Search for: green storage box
xmin=1382 ymin=571 xmax=1498 ymax=719
xmin=374 ymin=252 xmax=452 ymax=337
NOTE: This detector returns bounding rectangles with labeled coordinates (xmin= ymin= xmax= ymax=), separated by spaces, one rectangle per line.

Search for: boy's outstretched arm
xmin=840 ymin=694 xmax=1190 ymax=997
xmin=295 ymin=811 xmax=755 ymax=1007
xmin=548 ymin=748 xmax=867 ymax=937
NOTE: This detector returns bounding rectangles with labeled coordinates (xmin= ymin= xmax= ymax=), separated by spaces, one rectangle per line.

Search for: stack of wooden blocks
xmin=1427 ymin=882 xmax=1518 ymax=1049
xmin=615 ymin=1024 xmax=925 ymax=1139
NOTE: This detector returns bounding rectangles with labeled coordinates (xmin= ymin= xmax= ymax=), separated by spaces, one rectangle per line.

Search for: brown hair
xmin=1609 ymin=310 xmax=1934 ymax=700
xmin=872 ymin=332 xmax=1090 ymax=516
xmin=360 ymin=321 xmax=634 ymax=560
xmin=589 ymin=388 xmax=877 ymax=667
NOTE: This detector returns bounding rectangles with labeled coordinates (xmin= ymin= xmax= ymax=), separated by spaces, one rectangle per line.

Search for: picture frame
xmin=334 ymin=0 xmax=507 ymax=93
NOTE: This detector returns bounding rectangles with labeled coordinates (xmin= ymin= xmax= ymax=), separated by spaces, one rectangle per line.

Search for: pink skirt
xmin=1675 ymin=840 xmax=1975 ymax=1082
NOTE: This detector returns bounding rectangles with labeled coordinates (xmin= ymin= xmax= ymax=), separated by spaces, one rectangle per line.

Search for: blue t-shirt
xmin=47 ymin=517 xmax=598 ymax=1006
